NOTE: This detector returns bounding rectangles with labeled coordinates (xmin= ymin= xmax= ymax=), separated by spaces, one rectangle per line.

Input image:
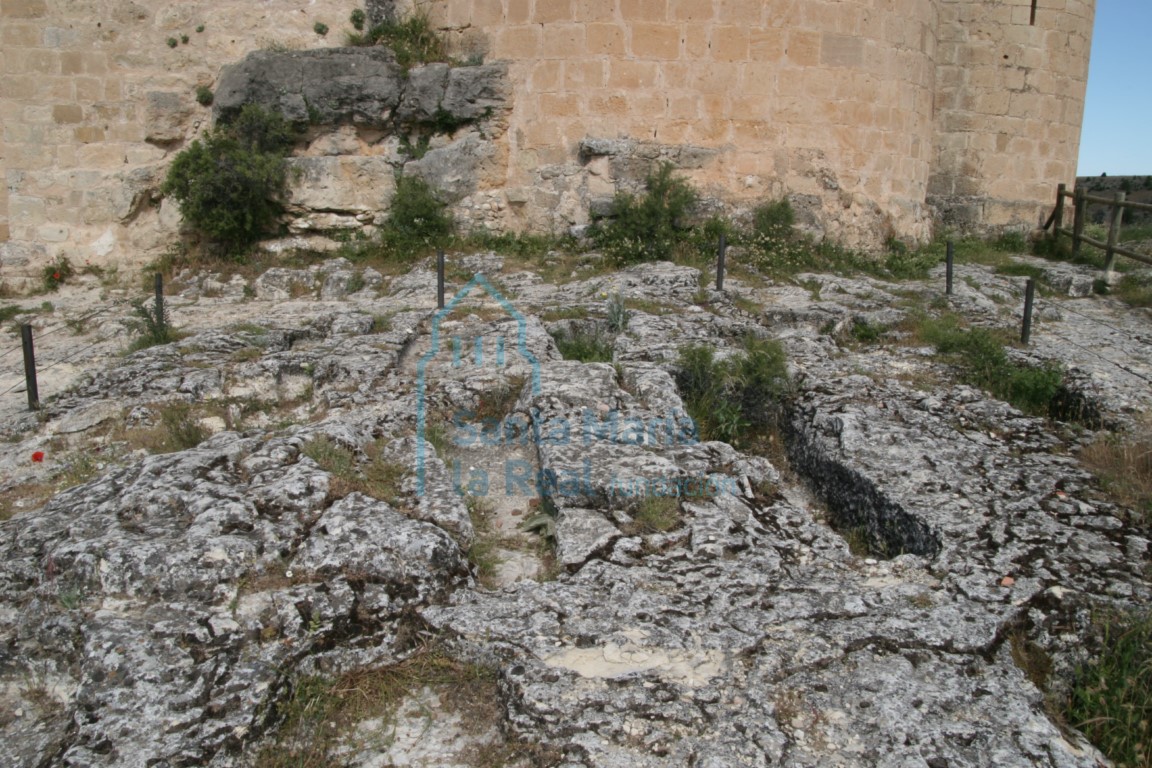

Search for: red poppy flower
xmin=53 ymin=272 xmax=60 ymax=280
xmin=32 ymin=451 xmax=44 ymax=462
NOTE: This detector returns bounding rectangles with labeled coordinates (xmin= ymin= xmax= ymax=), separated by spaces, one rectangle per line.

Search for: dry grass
xmin=254 ymin=647 xmax=560 ymax=768
xmin=1079 ymin=429 xmax=1152 ymax=532
xmin=302 ymin=437 xmax=408 ymax=508
xmin=623 ymin=495 xmax=681 ymax=535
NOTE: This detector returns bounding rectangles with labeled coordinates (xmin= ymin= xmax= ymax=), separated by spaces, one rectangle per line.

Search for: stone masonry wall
xmin=930 ymin=0 xmax=1095 ymax=232
xmin=426 ymin=0 xmax=941 ymax=248
xmin=0 ymin=0 xmax=1095 ymax=285
xmin=0 ymin=0 xmax=352 ymax=286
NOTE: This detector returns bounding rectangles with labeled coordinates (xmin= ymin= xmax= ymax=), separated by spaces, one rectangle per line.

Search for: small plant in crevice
xmin=42 ymin=257 xmax=74 ymax=292
xmin=465 ymin=495 xmax=502 ymax=589
xmin=194 ymin=84 xmax=213 ymax=106
xmin=126 ymin=297 xmax=176 ymax=351
xmin=549 ymin=325 xmax=614 ymax=363
xmin=676 ymin=335 xmax=791 ymax=448
xmin=521 ymin=496 xmax=559 ymax=544
xmin=606 ymin=291 xmax=631 ymax=333
xmin=349 ymin=8 xmax=366 ymax=31
xmin=624 ymin=495 xmax=681 ymax=535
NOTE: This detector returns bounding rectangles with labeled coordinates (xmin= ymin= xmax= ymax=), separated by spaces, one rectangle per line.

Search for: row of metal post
xmin=13 ymin=246 xmax=1041 ymax=412
xmin=16 ymin=274 xmax=167 ymax=412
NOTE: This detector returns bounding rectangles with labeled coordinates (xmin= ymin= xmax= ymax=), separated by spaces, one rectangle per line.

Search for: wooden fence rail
xmin=1043 ymin=183 xmax=1152 ymax=281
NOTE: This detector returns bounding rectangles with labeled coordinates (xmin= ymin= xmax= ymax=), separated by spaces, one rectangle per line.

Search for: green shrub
xmin=676 ymin=335 xmax=790 ymax=446
xmin=166 ymin=37 xmax=178 ymax=48
xmin=349 ymin=8 xmax=366 ymax=30
xmin=378 ymin=175 xmax=453 ymax=256
xmin=162 ymin=105 xmax=296 ymax=256
xmin=42 ymin=257 xmax=74 ymax=292
xmin=313 ymin=21 xmax=329 ymax=36
xmin=590 ymin=162 xmax=698 ymax=264
xmin=180 ymin=34 xmax=189 ymax=44
xmin=348 ymin=12 xmax=448 ymax=69
xmin=194 ymin=85 xmax=213 ymax=106
xmin=1065 ymin=610 xmax=1152 ymax=768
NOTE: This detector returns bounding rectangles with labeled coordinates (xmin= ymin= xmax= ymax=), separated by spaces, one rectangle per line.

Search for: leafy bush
xmin=349 ymin=8 xmax=366 ymax=30
xmin=379 ymin=175 xmax=453 ymax=254
xmin=676 ymin=336 xmax=791 ymax=446
xmin=194 ymin=85 xmax=213 ymax=106
xmin=313 ymin=21 xmax=329 ymax=36
xmin=590 ymin=163 xmax=698 ymax=264
xmin=162 ymin=105 xmax=296 ymax=256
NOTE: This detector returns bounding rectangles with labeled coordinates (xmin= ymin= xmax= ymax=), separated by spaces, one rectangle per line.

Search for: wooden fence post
xmin=1072 ymin=187 xmax=1087 ymax=258
xmin=1103 ymin=191 xmax=1126 ymax=284
xmin=1053 ymin=183 xmax=1066 ymax=235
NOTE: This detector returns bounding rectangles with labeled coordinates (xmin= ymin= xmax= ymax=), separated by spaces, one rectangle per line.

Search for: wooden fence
xmin=1043 ymin=183 xmax=1152 ymax=280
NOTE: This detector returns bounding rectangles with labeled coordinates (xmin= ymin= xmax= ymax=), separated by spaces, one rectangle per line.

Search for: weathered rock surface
xmin=0 ymin=254 xmax=1148 ymax=767
xmin=213 ymin=50 xmax=508 ymax=132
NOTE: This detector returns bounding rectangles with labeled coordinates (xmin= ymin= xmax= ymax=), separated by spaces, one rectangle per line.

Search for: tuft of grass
xmin=917 ymin=314 xmax=1063 ymax=417
xmin=465 ymin=496 xmax=502 ymax=589
xmin=303 ymin=437 xmax=407 ymax=507
xmin=1078 ymin=430 xmax=1152 ymax=532
xmin=625 ymin=495 xmax=681 ymax=535
xmin=550 ymin=326 xmax=614 ymax=362
xmin=1110 ymin=273 xmax=1152 ymax=309
xmin=1065 ymin=610 xmax=1152 ymax=768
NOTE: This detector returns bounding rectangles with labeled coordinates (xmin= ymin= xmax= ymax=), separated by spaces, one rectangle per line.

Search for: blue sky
xmin=1077 ymin=0 xmax=1152 ymax=176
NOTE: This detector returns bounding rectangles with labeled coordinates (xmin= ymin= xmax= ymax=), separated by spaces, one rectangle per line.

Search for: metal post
xmin=154 ymin=273 xmax=165 ymax=335
xmin=1103 ymin=191 xmax=1126 ymax=284
xmin=715 ymin=232 xmax=727 ymax=292
xmin=1021 ymin=279 xmax=1036 ymax=345
xmin=1053 ymin=183 xmax=1066 ymax=234
xmin=20 ymin=324 xmax=39 ymax=411
xmin=945 ymin=240 xmax=954 ymax=296
xmin=436 ymin=249 xmax=445 ymax=309
xmin=1072 ymin=187 xmax=1087 ymax=258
